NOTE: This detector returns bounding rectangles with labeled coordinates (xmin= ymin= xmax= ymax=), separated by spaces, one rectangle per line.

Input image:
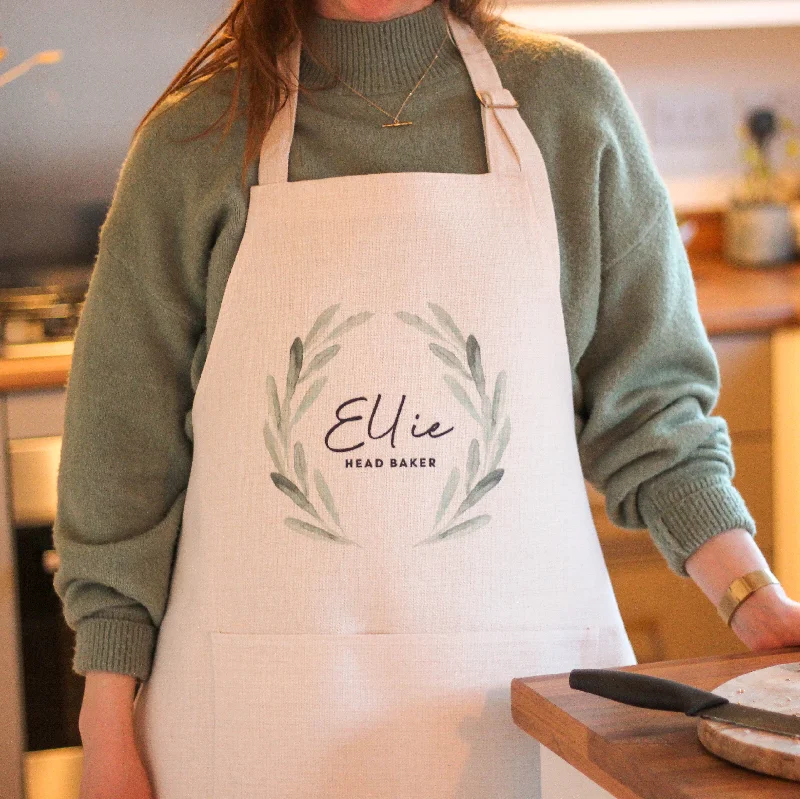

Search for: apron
xmin=132 ymin=8 xmax=637 ymax=798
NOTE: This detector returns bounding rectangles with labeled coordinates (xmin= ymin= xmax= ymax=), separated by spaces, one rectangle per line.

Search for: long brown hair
xmin=133 ymin=0 xmax=509 ymax=188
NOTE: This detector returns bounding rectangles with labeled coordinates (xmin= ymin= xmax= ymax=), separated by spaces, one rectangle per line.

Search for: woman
xmin=54 ymin=0 xmax=800 ymax=797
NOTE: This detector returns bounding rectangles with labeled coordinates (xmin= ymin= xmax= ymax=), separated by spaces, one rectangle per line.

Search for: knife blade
xmin=569 ymin=668 xmax=800 ymax=739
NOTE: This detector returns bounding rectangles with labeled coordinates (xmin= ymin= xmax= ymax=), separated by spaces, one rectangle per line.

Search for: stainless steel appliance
xmin=0 ymin=274 xmax=88 ymax=359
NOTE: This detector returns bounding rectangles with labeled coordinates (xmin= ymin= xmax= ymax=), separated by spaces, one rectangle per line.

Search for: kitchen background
xmin=2 ymin=1 xmax=800 ymax=798
xmin=3 ymin=0 xmax=800 ymax=267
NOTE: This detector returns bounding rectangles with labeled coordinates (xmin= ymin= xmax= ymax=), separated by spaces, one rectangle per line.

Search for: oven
xmin=11 ymin=434 xmax=84 ymax=754
xmin=0 ymin=269 xmax=90 ymax=798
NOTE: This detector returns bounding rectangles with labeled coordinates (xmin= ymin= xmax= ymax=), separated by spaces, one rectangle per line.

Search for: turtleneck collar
xmin=300 ymin=0 xmax=464 ymax=95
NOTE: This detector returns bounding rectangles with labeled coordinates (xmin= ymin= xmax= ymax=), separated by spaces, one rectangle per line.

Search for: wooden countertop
xmin=0 ymin=354 xmax=71 ymax=393
xmin=693 ymin=255 xmax=800 ymax=336
xmin=511 ymin=646 xmax=800 ymax=799
xmin=3 ymin=253 xmax=800 ymax=394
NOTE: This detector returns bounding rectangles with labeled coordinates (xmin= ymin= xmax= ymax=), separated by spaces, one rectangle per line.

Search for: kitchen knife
xmin=569 ymin=668 xmax=800 ymax=739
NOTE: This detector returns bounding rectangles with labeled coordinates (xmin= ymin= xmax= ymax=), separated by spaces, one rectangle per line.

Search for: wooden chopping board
xmin=698 ymin=661 xmax=800 ymax=782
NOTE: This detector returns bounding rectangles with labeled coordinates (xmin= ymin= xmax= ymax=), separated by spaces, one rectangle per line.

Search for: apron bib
xmin=133 ymin=9 xmax=637 ymax=798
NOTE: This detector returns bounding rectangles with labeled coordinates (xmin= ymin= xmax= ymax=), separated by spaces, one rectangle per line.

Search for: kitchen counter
xmin=693 ymin=255 xmax=800 ymax=336
xmin=511 ymin=646 xmax=800 ymax=798
xmin=0 ymin=354 xmax=71 ymax=393
xmin=2 ymin=255 xmax=800 ymax=394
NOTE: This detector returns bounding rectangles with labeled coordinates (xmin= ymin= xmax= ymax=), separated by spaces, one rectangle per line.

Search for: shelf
xmin=500 ymin=1 xmax=800 ymax=34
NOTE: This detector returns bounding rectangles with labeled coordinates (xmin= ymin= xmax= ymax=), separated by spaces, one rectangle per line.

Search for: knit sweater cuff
xmin=637 ymin=475 xmax=757 ymax=578
xmin=73 ymin=617 xmax=156 ymax=682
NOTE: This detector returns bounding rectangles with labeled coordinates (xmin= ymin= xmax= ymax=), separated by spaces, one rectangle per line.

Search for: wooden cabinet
xmin=590 ymin=331 xmax=774 ymax=663
xmin=0 ymin=386 xmax=68 ymax=799
xmin=6 ymin=388 xmax=66 ymax=439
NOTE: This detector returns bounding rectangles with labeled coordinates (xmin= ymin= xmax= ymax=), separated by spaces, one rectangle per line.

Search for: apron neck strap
xmin=258 ymin=6 xmax=523 ymax=185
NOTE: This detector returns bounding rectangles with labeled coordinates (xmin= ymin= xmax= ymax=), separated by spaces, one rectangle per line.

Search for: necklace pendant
xmin=382 ymin=120 xmax=413 ymax=128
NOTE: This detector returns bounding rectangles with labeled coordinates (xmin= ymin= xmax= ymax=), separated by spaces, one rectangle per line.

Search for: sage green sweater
xmin=52 ymin=0 xmax=756 ymax=682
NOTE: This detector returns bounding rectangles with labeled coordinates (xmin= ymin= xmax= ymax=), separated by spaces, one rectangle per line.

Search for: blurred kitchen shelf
xmin=501 ymin=0 xmax=800 ymax=34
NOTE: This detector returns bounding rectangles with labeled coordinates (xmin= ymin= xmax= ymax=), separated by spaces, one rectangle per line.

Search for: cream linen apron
xmin=132 ymin=8 xmax=637 ymax=798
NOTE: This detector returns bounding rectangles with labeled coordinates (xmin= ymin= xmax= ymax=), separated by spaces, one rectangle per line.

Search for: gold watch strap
xmin=717 ymin=568 xmax=779 ymax=627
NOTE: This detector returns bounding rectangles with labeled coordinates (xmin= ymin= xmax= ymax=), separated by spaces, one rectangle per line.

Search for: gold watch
xmin=717 ymin=568 xmax=779 ymax=627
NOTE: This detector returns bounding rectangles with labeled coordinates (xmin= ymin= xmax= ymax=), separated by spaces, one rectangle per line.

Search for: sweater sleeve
xmin=52 ymin=98 xmax=207 ymax=682
xmin=572 ymin=50 xmax=757 ymax=577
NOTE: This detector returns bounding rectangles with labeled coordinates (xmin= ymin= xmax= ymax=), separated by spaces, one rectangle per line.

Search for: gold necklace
xmin=307 ymin=29 xmax=450 ymax=128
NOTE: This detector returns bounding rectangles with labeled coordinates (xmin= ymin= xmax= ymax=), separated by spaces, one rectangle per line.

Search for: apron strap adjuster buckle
xmin=476 ymin=89 xmax=519 ymax=109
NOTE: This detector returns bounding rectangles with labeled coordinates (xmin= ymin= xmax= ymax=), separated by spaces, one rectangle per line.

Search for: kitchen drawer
xmin=711 ymin=332 xmax=771 ymax=435
xmin=5 ymin=388 xmax=66 ymax=439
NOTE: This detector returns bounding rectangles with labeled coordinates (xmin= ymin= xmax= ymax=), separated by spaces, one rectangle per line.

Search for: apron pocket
xmin=210 ymin=627 xmax=598 ymax=799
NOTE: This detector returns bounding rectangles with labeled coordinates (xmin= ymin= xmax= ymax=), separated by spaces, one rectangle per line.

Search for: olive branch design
xmin=263 ymin=303 xmax=373 ymax=546
xmin=395 ymin=303 xmax=510 ymax=546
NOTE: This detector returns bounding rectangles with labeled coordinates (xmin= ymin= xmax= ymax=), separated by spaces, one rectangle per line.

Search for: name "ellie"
xmin=325 ymin=394 xmax=454 ymax=453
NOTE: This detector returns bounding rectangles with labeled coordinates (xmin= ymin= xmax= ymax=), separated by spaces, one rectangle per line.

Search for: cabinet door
xmin=6 ymin=388 xmax=66 ymax=439
xmin=713 ymin=332 xmax=771 ymax=435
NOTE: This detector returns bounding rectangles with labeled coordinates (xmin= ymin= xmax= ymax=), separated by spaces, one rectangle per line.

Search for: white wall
xmin=0 ymin=0 xmax=228 ymax=267
xmin=571 ymin=25 xmax=800 ymax=209
xmin=2 ymin=2 xmax=799 ymax=268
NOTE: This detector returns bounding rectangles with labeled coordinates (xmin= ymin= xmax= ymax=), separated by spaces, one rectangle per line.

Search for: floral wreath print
xmin=395 ymin=303 xmax=510 ymax=547
xmin=262 ymin=303 xmax=372 ymax=546
xmin=263 ymin=302 xmax=509 ymax=547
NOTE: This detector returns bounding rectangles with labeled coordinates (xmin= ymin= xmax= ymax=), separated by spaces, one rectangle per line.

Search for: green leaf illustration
xmin=434 ymin=466 xmax=460 ymax=525
xmin=292 ymin=375 xmax=327 ymax=426
xmin=414 ymin=514 xmax=491 ymax=546
xmin=294 ymin=441 xmax=308 ymax=496
xmin=427 ymin=302 xmax=466 ymax=347
xmin=481 ymin=393 xmax=492 ymax=424
xmin=284 ymin=517 xmax=360 ymax=546
xmin=323 ymin=311 xmax=373 ymax=342
xmin=488 ymin=417 xmax=510 ymax=472
xmin=443 ymin=374 xmax=482 ymax=424
xmin=313 ymin=469 xmax=341 ymax=527
xmin=395 ymin=311 xmax=445 ymax=341
xmin=491 ymin=370 xmax=507 ymax=427
xmin=305 ymin=303 xmax=340 ymax=350
xmin=428 ymin=343 xmax=470 ymax=380
xmin=297 ymin=344 xmax=340 ymax=384
xmin=466 ymin=334 xmax=486 ymax=398
xmin=285 ymin=337 xmax=304 ymax=405
xmin=262 ymin=420 xmax=285 ymax=474
xmin=452 ymin=468 xmax=504 ymax=521
xmin=393 ymin=303 xmax=511 ymax=546
xmin=265 ymin=374 xmax=282 ymax=432
xmin=270 ymin=472 xmax=323 ymax=523
xmin=465 ymin=439 xmax=480 ymax=491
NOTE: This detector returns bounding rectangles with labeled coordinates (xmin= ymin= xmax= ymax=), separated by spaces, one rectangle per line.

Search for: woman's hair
xmin=133 ymin=0 xmax=508 ymax=188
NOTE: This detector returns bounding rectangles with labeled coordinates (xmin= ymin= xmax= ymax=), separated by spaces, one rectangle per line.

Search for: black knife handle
xmin=569 ymin=669 xmax=730 ymax=716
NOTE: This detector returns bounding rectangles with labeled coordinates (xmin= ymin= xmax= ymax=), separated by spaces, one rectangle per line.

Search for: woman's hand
xmin=728 ymin=583 xmax=800 ymax=652
xmin=78 ymin=723 xmax=155 ymax=799
xmin=684 ymin=527 xmax=800 ymax=652
xmin=78 ymin=671 xmax=155 ymax=799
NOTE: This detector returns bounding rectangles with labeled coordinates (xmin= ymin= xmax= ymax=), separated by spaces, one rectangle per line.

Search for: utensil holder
xmin=723 ymin=202 xmax=797 ymax=267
